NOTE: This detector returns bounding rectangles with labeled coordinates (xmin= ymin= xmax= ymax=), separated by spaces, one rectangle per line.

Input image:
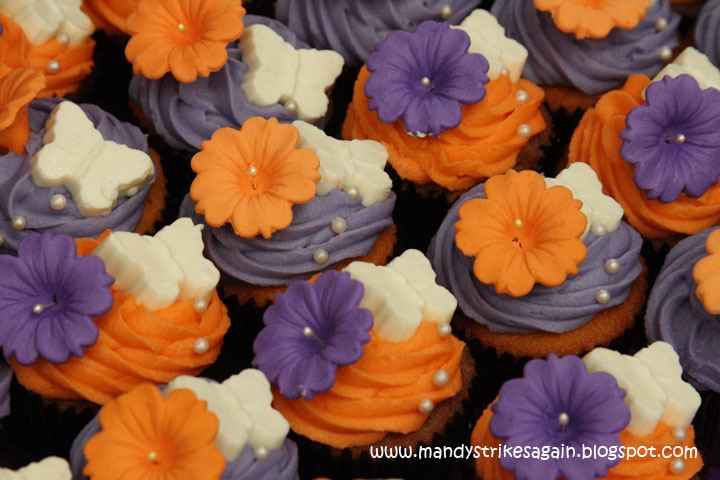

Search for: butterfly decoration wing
xmin=291 ymin=48 xmax=344 ymax=122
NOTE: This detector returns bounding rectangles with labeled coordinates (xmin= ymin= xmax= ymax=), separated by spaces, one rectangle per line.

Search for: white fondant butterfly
xmin=0 ymin=456 xmax=71 ymax=480
xmin=92 ymin=218 xmax=220 ymax=311
xmin=583 ymin=342 xmax=701 ymax=438
xmin=239 ymin=24 xmax=344 ymax=122
xmin=344 ymin=250 xmax=457 ymax=342
xmin=545 ymin=163 xmax=624 ymax=240
xmin=30 ymin=101 xmax=155 ymax=217
xmin=165 ymin=369 xmax=290 ymax=462
xmin=292 ymin=121 xmax=392 ymax=206
xmin=0 ymin=0 xmax=93 ymax=46
xmin=651 ymin=47 xmax=720 ymax=92
xmin=453 ymin=9 xmax=528 ymax=82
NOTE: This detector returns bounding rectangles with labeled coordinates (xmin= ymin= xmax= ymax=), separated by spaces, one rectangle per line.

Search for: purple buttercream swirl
xmin=427 ymin=183 xmax=643 ymax=334
xmin=179 ymin=189 xmax=395 ymax=286
xmin=69 ymin=394 xmax=300 ymax=480
xmin=0 ymin=98 xmax=154 ymax=253
xmin=0 ymin=361 xmax=10 ymax=419
xmin=275 ymin=0 xmax=482 ymax=67
xmin=491 ymin=0 xmax=680 ymax=95
xmin=696 ymin=0 xmax=720 ymax=67
xmin=129 ymin=15 xmax=317 ymax=152
xmin=645 ymin=227 xmax=720 ymax=393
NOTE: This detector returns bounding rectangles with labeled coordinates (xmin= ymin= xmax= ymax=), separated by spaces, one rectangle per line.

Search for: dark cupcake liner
xmin=694 ymin=390 xmax=720 ymax=469
xmin=0 ymin=378 xmax=98 ymax=469
xmin=290 ymin=350 xmax=487 ymax=480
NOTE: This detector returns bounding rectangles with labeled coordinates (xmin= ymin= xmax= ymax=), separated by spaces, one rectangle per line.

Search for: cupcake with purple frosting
xmin=179 ymin=116 xmax=396 ymax=306
xmin=695 ymin=0 xmax=720 ymax=67
xmin=275 ymin=0 xmax=483 ymax=67
xmin=126 ymin=0 xmax=344 ymax=153
xmin=645 ymin=226 xmax=720 ymax=466
xmin=69 ymin=370 xmax=299 ymax=480
xmin=491 ymin=0 xmax=680 ymax=112
xmin=0 ymin=73 xmax=165 ymax=253
xmin=428 ymin=164 xmax=647 ymax=368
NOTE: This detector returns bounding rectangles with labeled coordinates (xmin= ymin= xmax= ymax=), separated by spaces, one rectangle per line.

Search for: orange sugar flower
xmin=534 ymin=0 xmax=650 ymax=39
xmin=693 ymin=229 xmax=720 ymax=314
xmin=0 ymin=68 xmax=46 ymax=154
xmin=83 ymin=383 xmax=225 ymax=480
xmin=125 ymin=0 xmax=246 ymax=83
xmin=454 ymin=170 xmax=588 ymax=297
xmin=190 ymin=117 xmax=321 ymax=239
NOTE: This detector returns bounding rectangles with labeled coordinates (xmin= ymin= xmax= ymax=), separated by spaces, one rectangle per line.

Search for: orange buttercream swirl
xmin=82 ymin=0 xmax=140 ymax=35
xmin=10 ymin=233 xmax=231 ymax=405
xmin=0 ymin=15 xmax=95 ymax=98
xmin=272 ymin=322 xmax=465 ymax=449
xmin=568 ymin=74 xmax=720 ymax=239
xmin=342 ymin=67 xmax=546 ymax=191
xmin=472 ymin=401 xmax=703 ymax=480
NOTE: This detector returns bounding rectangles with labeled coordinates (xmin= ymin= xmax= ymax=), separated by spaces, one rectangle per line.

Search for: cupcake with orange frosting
xmin=342 ymin=10 xmax=550 ymax=196
xmin=1 ymin=218 xmax=231 ymax=407
xmin=491 ymin=0 xmax=680 ymax=113
xmin=179 ymin=116 xmax=396 ymax=306
xmin=69 ymin=369 xmax=300 ymax=480
xmin=471 ymin=342 xmax=704 ymax=480
xmin=0 ymin=1 xmax=95 ymax=98
xmin=254 ymin=250 xmax=477 ymax=478
xmin=568 ymin=47 xmax=720 ymax=243
xmin=126 ymin=0 xmax=344 ymax=153
xmin=428 ymin=166 xmax=647 ymax=365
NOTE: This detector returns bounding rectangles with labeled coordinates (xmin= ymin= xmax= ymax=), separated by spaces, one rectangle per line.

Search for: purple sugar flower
xmin=620 ymin=74 xmax=720 ymax=202
xmin=0 ymin=233 xmax=114 ymax=365
xmin=491 ymin=354 xmax=630 ymax=480
xmin=364 ymin=20 xmax=489 ymax=137
xmin=253 ymin=270 xmax=373 ymax=400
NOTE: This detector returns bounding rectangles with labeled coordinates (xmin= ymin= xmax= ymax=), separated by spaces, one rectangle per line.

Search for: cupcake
xmin=645 ymin=226 xmax=720 ymax=465
xmin=254 ymin=251 xmax=476 ymax=478
xmin=126 ymin=0 xmax=344 ymax=153
xmin=0 ymin=2 xmax=95 ymax=98
xmin=491 ymin=0 xmax=680 ymax=113
xmin=275 ymin=0 xmax=484 ymax=68
xmin=69 ymin=369 xmax=300 ymax=480
xmin=1 ymin=218 xmax=231 ymax=406
xmin=1 ymin=456 xmax=72 ymax=478
xmin=471 ymin=342 xmax=704 ymax=479
xmin=179 ymin=116 xmax=396 ymax=306
xmin=342 ymin=11 xmax=550 ymax=196
xmin=428 ymin=165 xmax=647 ymax=362
xmin=695 ymin=0 xmax=720 ymax=66
xmin=0 ymin=82 xmax=166 ymax=253
xmin=568 ymin=47 xmax=720 ymax=242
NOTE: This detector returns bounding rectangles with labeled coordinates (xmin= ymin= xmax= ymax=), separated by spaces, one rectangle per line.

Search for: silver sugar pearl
xmin=331 ymin=217 xmax=347 ymax=234
xmin=313 ymin=248 xmax=329 ymax=264
xmin=517 ymin=124 xmax=532 ymax=139
xmin=655 ymin=17 xmax=668 ymax=31
xmin=590 ymin=223 xmax=607 ymax=236
xmin=669 ymin=458 xmax=686 ymax=475
xmin=604 ymin=258 xmax=620 ymax=274
xmin=675 ymin=133 xmax=686 ymax=143
xmin=46 ymin=59 xmax=61 ymax=73
xmin=437 ymin=322 xmax=452 ymax=337
xmin=440 ymin=4 xmax=453 ymax=19
xmin=193 ymin=298 xmax=208 ymax=313
xmin=248 ymin=166 xmax=258 ymax=176
xmin=56 ymin=32 xmax=70 ymax=46
xmin=50 ymin=194 xmax=67 ymax=211
xmin=501 ymin=67 xmax=509 ymax=77
xmin=432 ymin=369 xmax=450 ymax=387
xmin=254 ymin=446 xmax=269 ymax=461
xmin=418 ymin=398 xmax=434 ymax=414
xmin=285 ymin=100 xmax=297 ymax=114
xmin=421 ymin=76 xmax=431 ymax=87
xmin=346 ymin=186 xmax=359 ymax=200
xmin=596 ymin=289 xmax=611 ymax=305
xmin=515 ymin=90 xmax=529 ymax=103
xmin=558 ymin=412 xmax=570 ymax=428
xmin=33 ymin=304 xmax=45 ymax=314
xmin=671 ymin=426 xmax=687 ymax=442
xmin=303 ymin=326 xmax=314 ymax=337
xmin=11 ymin=216 xmax=26 ymax=230
xmin=660 ymin=46 xmax=673 ymax=61
xmin=193 ymin=338 xmax=210 ymax=354
xmin=177 ymin=22 xmax=186 ymax=32
xmin=298 ymin=385 xmax=307 ymax=397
